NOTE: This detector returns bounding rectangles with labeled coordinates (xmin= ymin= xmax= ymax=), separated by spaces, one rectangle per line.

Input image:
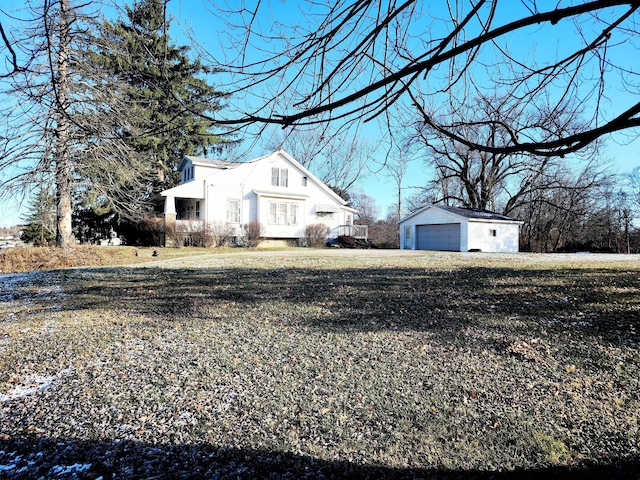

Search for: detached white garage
xmin=398 ymin=205 xmax=522 ymax=253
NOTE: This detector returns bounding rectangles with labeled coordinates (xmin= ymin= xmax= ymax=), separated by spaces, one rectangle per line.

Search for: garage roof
xmin=436 ymin=205 xmax=517 ymax=221
xmin=398 ymin=204 xmax=520 ymax=224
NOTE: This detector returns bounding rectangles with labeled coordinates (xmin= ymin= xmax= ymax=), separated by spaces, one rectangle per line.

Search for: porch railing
xmin=336 ymin=224 xmax=368 ymax=239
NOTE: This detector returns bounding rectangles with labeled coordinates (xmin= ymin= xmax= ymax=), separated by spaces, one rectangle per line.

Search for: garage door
xmin=416 ymin=223 xmax=461 ymax=251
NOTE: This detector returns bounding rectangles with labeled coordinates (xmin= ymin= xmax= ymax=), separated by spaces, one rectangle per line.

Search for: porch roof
xmin=161 ymin=180 xmax=204 ymax=199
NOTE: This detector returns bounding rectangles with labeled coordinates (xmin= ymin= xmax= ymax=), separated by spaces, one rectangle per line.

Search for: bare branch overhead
xmin=199 ymin=0 xmax=640 ymax=156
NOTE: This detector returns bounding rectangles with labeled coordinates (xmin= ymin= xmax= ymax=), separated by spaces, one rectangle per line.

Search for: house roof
xmin=398 ymin=204 xmax=521 ymax=224
xmin=162 ymin=150 xmax=353 ymax=209
xmin=179 ymin=156 xmax=236 ymax=171
xmin=268 ymin=150 xmax=350 ymax=206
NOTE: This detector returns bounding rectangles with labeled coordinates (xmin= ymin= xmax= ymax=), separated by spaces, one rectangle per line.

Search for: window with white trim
xmin=271 ymin=167 xmax=289 ymax=187
xmin=405 ymin=226 xmax=411 ymax=239
xmin=227 ymin=199 xmax=240 ymax=223
xmin=268 ymin=202 xmax=298 ymax=225
xmin=195 ymin=201 xmax=200 ymax=220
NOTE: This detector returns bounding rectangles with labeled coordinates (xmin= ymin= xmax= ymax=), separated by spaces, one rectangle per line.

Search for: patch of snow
xmin=0 ymin=270 xmax=66 ymax=309
xmin=116 ymin=424 xmax=136 ymax=433
xmin=0 ymin=369 xmax=73 ymax=402
xmin=0 ymin=375 xmax=55 ymax=402
xmin=50 ymin=463 xmax=91 ymax=476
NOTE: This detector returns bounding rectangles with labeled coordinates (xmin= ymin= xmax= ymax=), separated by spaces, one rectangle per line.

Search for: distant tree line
xmin=353 ymin=165 xmax=640 ymax=253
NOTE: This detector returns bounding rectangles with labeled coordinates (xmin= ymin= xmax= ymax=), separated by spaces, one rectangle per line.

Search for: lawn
xmin=1 ymin=250 xmax=639 ymax=478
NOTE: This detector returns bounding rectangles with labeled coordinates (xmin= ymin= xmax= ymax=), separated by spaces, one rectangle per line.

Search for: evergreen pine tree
xmin=93 ymin=0 xmax=229 ymax=194
xmin=21 ymin=189 xmax=56 ymax=246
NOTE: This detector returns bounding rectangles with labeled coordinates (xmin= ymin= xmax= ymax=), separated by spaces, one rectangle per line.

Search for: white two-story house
xmin=160 ymin=150 xmax=364 ymax=244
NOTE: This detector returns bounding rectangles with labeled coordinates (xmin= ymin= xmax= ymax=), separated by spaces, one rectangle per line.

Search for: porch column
xmin=163 ymin=196 xmax=176 ymax=247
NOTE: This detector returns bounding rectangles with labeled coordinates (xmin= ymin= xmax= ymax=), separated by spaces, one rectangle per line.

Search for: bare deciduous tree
xmin=409 ymin=94 xmax=603 ymax=215
xmin=349 ymin=191 xmax=380 ymax=225
xmin=198 ymin=0 xmax=640 ymax=157
xmin=0 ymin=0 xmax=154 ymax=246
xmin=511 ymin=160 xmax=612 ymax=252
xmin=385 ymin=151 xmax=410 ymax=220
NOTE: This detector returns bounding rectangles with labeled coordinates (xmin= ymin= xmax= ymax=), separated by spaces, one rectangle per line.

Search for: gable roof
xmin=436 ymin=205 xmax=518 ymax=221
xmin=268 ymin=150 xmax=350 ymax=206
xmin=163 ymin=150 xmax=353 ymax=209
xmin=398 ymin=204 xmax=520 ymax=224
xmin=178 ymin=156 xmax=236 ymax=171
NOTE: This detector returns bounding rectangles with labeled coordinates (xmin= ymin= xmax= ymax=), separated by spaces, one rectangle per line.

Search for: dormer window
xmin=183 ymin=165 xmax=195 ymax=183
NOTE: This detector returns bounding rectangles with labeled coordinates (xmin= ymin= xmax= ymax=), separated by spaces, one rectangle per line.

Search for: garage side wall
xmin=467 ymin=221 xmax=520 ymax=253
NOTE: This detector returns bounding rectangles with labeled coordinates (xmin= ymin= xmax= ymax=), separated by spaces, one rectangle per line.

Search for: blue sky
xmin=1 ymin=0 xmax=638 ymax=227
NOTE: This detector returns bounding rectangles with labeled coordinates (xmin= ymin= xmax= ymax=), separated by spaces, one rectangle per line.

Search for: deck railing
xmin=336 ymin=224 xmax=368 ymax=239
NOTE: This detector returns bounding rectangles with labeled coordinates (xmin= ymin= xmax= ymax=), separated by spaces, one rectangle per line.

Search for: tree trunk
xmin=55 ymin=0 xmax=73 ymax=247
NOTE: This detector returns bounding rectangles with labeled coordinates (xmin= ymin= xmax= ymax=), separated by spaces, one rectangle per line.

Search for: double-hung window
xmin=268 ymin=202 xmax=298 ymax=225
xmin=271 ymin=167 xmax=288 ymax=187
xmin=278 ymin=204 xmax=288 ymax=224
xmin=227 ymin=199 xmax=240 ymax=223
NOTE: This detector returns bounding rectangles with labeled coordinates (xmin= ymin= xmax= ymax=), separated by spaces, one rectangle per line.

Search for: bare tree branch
xmin=199 ymin=0 xmax=640 ymax=156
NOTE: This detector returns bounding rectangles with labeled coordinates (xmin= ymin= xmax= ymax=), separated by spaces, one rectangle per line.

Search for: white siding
xmin=163 ymin=151 xmax=352 ymax=241
xmin=467 ymin=221 xmax=520 ymax=253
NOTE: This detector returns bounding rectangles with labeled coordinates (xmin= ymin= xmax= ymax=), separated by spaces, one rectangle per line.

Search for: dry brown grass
xmin=0 ymin=246 xmax=146 ymax=273
xmin=1 ymin=253 xmax=638 ymax=478
xmin=0 ymin=245 xmax=233 ymax=273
